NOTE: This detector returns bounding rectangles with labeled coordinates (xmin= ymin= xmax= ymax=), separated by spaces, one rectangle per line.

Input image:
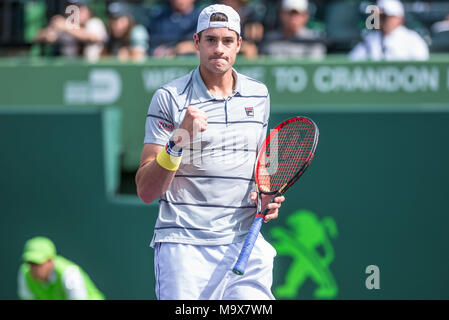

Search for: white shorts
xmin=154 ymin=234 xmax=277 ymax=300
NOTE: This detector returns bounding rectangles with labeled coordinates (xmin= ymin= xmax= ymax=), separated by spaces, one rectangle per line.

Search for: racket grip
xmin=232 ymin=216 xmax=264 ymax=276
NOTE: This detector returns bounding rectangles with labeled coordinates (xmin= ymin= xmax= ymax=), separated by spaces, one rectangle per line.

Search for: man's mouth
xmin=210 ymin=57 xmax=227 ymax=61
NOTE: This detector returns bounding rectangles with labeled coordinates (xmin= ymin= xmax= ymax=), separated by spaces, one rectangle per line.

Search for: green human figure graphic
xmin=270 ymin=210 xmax=338 ymax=299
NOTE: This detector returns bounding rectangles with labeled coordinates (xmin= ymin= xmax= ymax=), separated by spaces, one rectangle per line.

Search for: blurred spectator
xmin=259 ymin=0 xmax=281 ymax=33
xmin=18 ymin=237 xmax=105 ymax=300
xmin=430 ymin=13 xmax=449 ymax=52
xmin=218 ymin=0 xmax=264 ymax=58
xmin=106 ymin=2 xmax=149 ymax=61
xmin=35 ymin=0 xmax=107 ymax=61
xmin=259 ymin=0 xmax=327 ymax=59
xmin=432 ymin=14 xmax=449 ymax=34
xmin=323 ymin=0 xmax=363 ymax=54
xmin=349 ymin=0 xmax=429 ymax=61
xmin=147 ymin=0 xmax=203 ymax=57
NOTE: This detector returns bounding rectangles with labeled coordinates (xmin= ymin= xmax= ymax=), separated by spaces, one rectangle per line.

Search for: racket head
xmin=255 ymin=116 xmax=319 ymax=195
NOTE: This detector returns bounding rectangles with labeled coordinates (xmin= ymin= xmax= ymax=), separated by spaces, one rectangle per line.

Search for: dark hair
xmin=198 ymin=12 xmax=240 ymax=40
xmin=210 ymin=12 xmax=228 ymax=22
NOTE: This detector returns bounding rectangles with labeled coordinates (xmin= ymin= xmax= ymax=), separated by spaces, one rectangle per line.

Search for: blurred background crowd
xmin=1 ymin=0 xmax=448 ymax=61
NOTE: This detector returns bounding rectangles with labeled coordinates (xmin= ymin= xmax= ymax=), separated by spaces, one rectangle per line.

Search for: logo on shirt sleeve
xmin=245 ymin=107 xmax=254 ymax=117
xmin=158 ymin=121 xmax=174 ymax=131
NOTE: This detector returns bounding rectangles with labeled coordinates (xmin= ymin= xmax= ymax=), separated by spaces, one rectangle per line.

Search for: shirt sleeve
xmin=349 ymin=41 xmax=369 ymax=61
xmin=144 ymin=88 xmax=175 ymax=146
xmin=411 ymin=34 xmax=429 ymax=61
xmin=62 ymin=266 xmax=88 ymax=300
xmin=17 ymin=270 xmax=34 ymax=300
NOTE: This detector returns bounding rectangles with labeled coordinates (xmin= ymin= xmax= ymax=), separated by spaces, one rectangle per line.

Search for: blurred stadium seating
xmin=1 ymin=0 xmax=448 ymax=57
xmin=324 ymin=1 xmax=362 ymax=53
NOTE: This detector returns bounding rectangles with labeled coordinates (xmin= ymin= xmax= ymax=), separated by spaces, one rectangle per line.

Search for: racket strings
xmin=257 ymin=120 xmax=316 ymax=192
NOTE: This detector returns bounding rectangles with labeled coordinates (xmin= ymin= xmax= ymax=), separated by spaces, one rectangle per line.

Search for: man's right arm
xmin=135 ymin=143 xmax=177 ymax=204
xmin=136 ymin=106 xmax=208 ymax=204
xmin=17 ymin=269 xmax=34 ymax=300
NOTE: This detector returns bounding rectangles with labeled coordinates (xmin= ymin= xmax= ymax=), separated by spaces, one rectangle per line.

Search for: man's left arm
xmin=57 ymin=18 xmax=106 ymax=43
xmin=62 ymin=266 xmax=88 ymax=300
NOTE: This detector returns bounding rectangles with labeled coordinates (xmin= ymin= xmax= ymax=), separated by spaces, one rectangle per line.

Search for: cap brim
xmin=283 ymin=7 xmax=307 ymax=12
xmin=23 ymin=252 xmax=49 ymax=264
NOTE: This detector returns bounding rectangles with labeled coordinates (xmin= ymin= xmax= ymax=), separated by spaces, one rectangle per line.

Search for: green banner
xmin=2 ymin=108 xmax=449 ymax=299
xmin=1 ymin=56 xmax=449 ymax=170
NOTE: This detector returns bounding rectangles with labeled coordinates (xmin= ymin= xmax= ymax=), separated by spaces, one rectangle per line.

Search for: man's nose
xmin=214 ymin=41 xmax=225 ymax=53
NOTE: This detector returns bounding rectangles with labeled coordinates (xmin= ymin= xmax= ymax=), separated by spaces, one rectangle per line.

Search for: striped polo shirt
xmin=144 ymin=66 xmax=270 ymax=246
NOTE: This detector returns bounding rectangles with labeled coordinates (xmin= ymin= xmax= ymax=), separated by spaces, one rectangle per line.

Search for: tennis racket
xmin=232 ymin=116 xmax=319 ymax=275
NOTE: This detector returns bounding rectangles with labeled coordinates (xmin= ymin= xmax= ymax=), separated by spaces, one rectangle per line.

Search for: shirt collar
xmin=41 ymin=270 xmax=57 ymax=284
xmin=192 ymin=66 xmax=242 ymax=102
xmin=386 ymin=25 xmax=406 ymax=38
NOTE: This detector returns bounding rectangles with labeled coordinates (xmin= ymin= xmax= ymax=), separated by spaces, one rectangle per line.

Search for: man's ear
xmin=193 ymin=33 xmax=200 ymax=50
xmin=237 ymin=36 xmax=242 ymax=53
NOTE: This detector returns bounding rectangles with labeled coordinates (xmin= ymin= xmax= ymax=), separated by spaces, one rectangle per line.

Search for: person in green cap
xmin=18 ymin=236 xmax=105 ymax=300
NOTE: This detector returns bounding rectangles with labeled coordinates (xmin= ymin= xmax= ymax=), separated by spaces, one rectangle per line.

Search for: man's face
xmin=380 ymin=14 xmax=404 ymax=35
xmin=194 ymin=28 xmax=242 ymax=74
xmin=280 ymin=9 xmax=309 ymax=34
xmin=79 ymin=6 xmax=91 ymax=25
xmin=29 ymin=259 xmax=54 ymax=282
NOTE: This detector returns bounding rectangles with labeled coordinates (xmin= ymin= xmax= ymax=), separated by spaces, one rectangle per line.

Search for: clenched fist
xmin=172 ymin=106 xmax=208 ymax=148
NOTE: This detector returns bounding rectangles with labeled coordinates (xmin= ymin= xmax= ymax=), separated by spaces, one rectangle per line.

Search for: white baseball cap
xmin=377 ymin=0 xmax=404 ymax=17
xmin=196 ymin=4 xmax=241 ymax=35
xmin=282 ymin=0 xmax=308 ymax=13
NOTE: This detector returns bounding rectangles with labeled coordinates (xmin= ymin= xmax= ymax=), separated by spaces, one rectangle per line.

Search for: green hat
xmin=22 ymin=237 xmax=56 ymax=264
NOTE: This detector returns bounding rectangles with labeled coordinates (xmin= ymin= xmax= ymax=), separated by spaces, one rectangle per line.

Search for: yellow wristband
xmin=156 ymin=147 xmax=182 ymax=171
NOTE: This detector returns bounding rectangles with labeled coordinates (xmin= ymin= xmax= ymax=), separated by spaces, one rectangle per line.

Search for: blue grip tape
xmin=232 ymin=216 xmax=264 ymax=275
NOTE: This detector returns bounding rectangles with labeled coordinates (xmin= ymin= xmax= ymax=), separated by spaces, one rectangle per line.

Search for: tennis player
xmin=17 ymin=237 xmax=105 ymax=300
xmin=136 ymin=4 xmax=285 ymax=300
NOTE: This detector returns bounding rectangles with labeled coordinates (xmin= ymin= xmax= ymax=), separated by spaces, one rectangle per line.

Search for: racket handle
xmin=232 ymin=216 xmax=264 ymax=276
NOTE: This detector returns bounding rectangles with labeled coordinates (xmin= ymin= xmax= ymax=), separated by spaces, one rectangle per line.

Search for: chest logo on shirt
xmin=158 ymin=121 xmax=174 ymax=132
xmin=245 ymin=107 xmax=254 ymax=117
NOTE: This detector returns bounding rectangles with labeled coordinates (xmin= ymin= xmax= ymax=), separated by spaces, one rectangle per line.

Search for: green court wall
xmin=1 ymin=107 xmax=448 ymax=299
